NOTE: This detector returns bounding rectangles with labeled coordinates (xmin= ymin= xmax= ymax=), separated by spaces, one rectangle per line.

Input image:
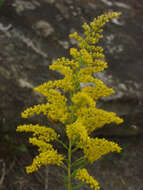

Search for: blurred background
xmin=0 ymin=0 xmax=143 ymax=189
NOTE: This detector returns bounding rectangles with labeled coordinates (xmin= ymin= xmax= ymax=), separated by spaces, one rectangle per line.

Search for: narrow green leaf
xmin=72 ymin=182 xmax=85 ymax=190
xmin=72 ymin=159 xmax=85 ymax=167
xmin=72 ymin=156 xmax=86 ymax=167
xmin=71 ymin=169 xmax=78 ymax=178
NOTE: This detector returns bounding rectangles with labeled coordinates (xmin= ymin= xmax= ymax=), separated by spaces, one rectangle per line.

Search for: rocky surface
xmin=0 ymin=0 xmax=143 ymax=190
xmin=0 ymin=0 xmax=143 ymax=135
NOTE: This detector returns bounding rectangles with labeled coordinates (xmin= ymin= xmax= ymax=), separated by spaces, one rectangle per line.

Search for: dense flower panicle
xmin=70 ymin=12 xmax=120 ymax=50
xmin=16 ymin=124 xmax=58 ymax=141
xmin=90 ymin=12 xmax=120 ymax=32
xmin=50 ymin=64 xmax=73 ymax=78
xmin=83 ymin=64 xmax=106 ymax=74
xmin=49 ymin=59 xmax=80 ymax=92
xmin=34 ymin=81 xmax=55 ymax=93
xmin=92 ymin=52 xmax=104 ymax=59
xmin=92 ymin=59 xmax=107 ymax=67
xmin=39 ymin=89 xmax=70 ymax=123
xmin=75 ymin=168 xmax=100 ymax=190
xmin=29 ymin=87 xmax=71 ymax=123
xmin=81 ymin=83 xmax=115 ymax=100
xmin=94 ymin=46 xmax=104 ymax=53
xmin=46 ymin=103 xmax=70 ymax=124
xmin=79 ymin=137 xmax=121 ymax=163
xmin=70 ymin=48 xmax=81 ymax=62
xmin=50 ymin=57 xmax=79 ymax=70
xmin=21 ymin=103 xmax=50 ymax=118
xmin=70 ymin=48 xmax=106 ymax=68
xmin=29 ymin=137 xmax=53 ymax=152
xmin=78 ymin=74 xmax=97 ymax=84
xmin=56 ymin=78 xmax=75 ymax=92
xmin=71 ymin=91 xmax=96 ymax=108
xmin=76 ymin=107 xmax=123 ymax=133
xmin=26 ymin=149 xmax=65 ymax=174
xmin=34 ymin=78 xmax=75 ymax=93
xmin=37 ymin=88 xmax=67 ymax=102
xmin=66 ymin=119 xmax=88 ymax=142
xmin=79 ymin=49 xmax=93 ymax=65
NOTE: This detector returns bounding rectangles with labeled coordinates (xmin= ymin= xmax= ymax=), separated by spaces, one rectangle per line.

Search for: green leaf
xmin=72 ymin=159 xmax=85 ymax=167
xmin=71 ymin=169 xmax=78 ymax=178
xmin=72 ymin=182 xmax=85 ymax=190
xmin=17 ymin=144 xmax=28 ymax=152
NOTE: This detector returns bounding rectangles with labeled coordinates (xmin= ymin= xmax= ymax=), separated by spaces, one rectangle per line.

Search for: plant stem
xmin=56 ymin=139 xmax=68 ymax=150
xmin=68 ymin=139 xmax=72 ymax=190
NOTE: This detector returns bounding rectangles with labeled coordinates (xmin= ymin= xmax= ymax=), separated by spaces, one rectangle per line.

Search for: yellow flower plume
xmin=75 ymin=168 xmax=100 ymax=190
xmin=26 ymin=149 xmax=65 ymax=174
xmin=16 ymin=12 xmax=123 ymax=190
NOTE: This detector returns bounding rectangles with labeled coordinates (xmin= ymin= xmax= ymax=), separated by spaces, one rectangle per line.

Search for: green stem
xmin=68 ymin=139 xmax=72 ymax=190
xmin=56 ymin=139 xmax=68 ymax=150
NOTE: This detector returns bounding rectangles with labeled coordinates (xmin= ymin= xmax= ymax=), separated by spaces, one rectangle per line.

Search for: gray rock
xmin=12 ymin=0 xmax=39 ymax=14
xmin=58 ymin=40 xmax=69 ymax=49
xmin=43 ymin=0 xmax=55 ymax=4
xmin=114 ymin=2 xmax=131 ymax=9
xmin=34 ymin=20 xmax=55 ymax=37
xmin=55 ymin=1 xmax=69 ymax=19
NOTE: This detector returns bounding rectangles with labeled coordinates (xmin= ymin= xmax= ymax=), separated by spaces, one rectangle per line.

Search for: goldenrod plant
xmin=17 ymin=12 xmax=123 ymax=190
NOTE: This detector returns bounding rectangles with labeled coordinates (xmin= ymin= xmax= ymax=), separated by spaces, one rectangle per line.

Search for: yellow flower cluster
xmin=17 ymin=124 xmax=64 ymax=173
xmin=17 ymin=124 xmax=58 ymax=141
xmin=77 ymin=67 xmax=108 ymax=84
xmin=71 ymin=91 xmax=96 ymax=108
xmin=22 ymin=87 xmax=71 ymax=123
xmin=79 ymin=137 xmax=121 ymax=163
xmin=37 ymin=89 xmax=70 ymax=123
xmin=29 ymin=137 xmax=53 ymax=152
xmin=21 ymin=103 xmax=50 ymax=118
xmin=75 ymin=168 xmax=100 ymax=190
xmin=70 ymin=48 xmax=94 ymax=65
xmin=90 ymin=12 xmax=120 ymax=31
xmin=26 ymin=149 xmax=64 ymax=174
xmin=34 ymin=77 xmax=74 ymax=93
xmin=66 ymin=119 xmax=88 ymax=142
xmin=70 ymin=12 xmax=120 ymax=51
xmin=76 ymin=106 xmax=123 ymax=134
xmin=51 ymin=57 xmax=79 ymax=70
xmin=70 ymin=48 xmax=106 ymax=68
xmin=81 ymin=83 xmax=114 ymax=100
